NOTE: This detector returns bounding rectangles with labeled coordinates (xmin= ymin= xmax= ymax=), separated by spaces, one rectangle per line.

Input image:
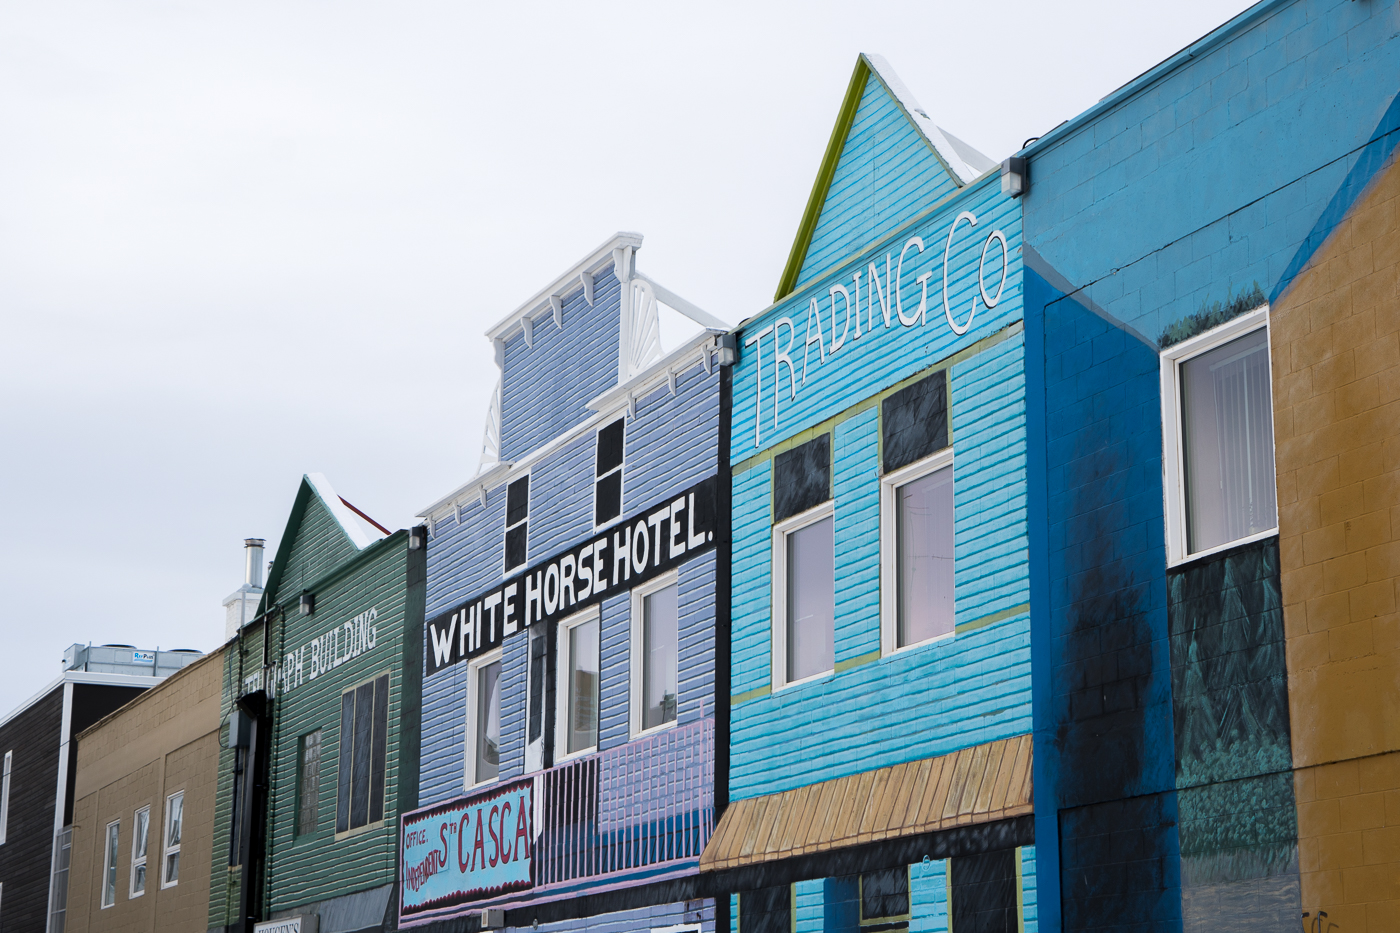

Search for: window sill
xmin=1167 ymin=528 xmax=1278 ymax=569
xmin=555 ymin=746 xmax=598 ymax=764
xmin=881 ymin=629 xmax=956 ymax=661
xmin=630 ymin=718 xmax=679 ymax=741
xmin=772 ymin=669 xmax=835 ymax=693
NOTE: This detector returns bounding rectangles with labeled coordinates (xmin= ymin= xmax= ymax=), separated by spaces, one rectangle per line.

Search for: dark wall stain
xmin=1060 ymin=794 xmax=1182 ymax=931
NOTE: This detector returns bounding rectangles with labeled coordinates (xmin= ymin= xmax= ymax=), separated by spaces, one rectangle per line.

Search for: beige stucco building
xmin=63 ymin=647 xmax=223 ymax=933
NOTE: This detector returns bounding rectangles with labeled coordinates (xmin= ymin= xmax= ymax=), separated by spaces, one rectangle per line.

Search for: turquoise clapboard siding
xmin=794 ymin=878 xmax=824 ymax=932
xmin=728 ymin=334 xmax=1031 ymax=799
xmin=731 ymin=178 xmax=1021 ymax=467
xmin=500 ymin=268 xmax=622 ymax=463
xmin=1021 ymin=845 xmax=1038 ymax=933
xmin=795 ymin=72 xmax=961 ymax=292
xmin=420 ymin=354 xmax=722 ymax=808
xmin=910 ymin=859 xmax=949 ymax=933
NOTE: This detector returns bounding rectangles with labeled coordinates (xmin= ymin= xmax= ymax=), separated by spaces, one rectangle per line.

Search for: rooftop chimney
xmin=224 ymin=537 xmax=267 ymax=640
xmin=245 ymin=538 xmax=265 ymax=588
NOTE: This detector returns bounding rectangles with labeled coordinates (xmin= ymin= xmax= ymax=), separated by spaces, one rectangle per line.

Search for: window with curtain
xmin=1179 ymin=326 xmax=1277 ymax=554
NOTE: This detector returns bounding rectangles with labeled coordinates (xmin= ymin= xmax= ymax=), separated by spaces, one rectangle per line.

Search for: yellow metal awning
xmin=699 ymin=734 xmax=1032 ymax=872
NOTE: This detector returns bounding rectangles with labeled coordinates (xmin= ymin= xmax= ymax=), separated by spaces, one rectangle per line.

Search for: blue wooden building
xmin=403 ymin=234 xmax=733 ymax=933
xmin=698 ymin=56 xmax=1038 ymax=932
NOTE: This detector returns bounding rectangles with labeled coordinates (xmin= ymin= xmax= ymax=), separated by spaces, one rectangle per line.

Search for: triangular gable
xmin=775 ymin=53 xmax=996 ymax=302
xmin=260 ymin=473 xmax=382 ymax=613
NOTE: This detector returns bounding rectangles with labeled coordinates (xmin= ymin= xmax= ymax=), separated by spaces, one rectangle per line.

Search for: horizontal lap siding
xmin=500 ymin=272 xmax=621 ymax=463
xmin=624 ymin=363 xmax=721 ymax=510
xmin=529 ymin=899 xmax=716 ymax=933
xmin=283 ymin=496 xmax=361 ymax=596
xmin=727 ymin=336 xmax=1031 ymax=800
xmin=266 ymin=543 xmax=409 ymax=911
xmin=730 ymin=463 xmax=773 ymax=697
xmin=952 ymin=333 xmax=1029 ymax=625
xmin=796 ymin=75 xmax=960 ymax=292
xmin=422 ymin=339 xmax=721 ymax=802
xmin=731 ymin=186 xmax=1022 ymax=465
xmin=834 ymin=409 xmax=880 ymax=663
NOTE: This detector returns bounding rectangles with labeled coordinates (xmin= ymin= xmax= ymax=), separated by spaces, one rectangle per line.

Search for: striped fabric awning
xmin=699 ymin=734 xmax=1032 ymax=872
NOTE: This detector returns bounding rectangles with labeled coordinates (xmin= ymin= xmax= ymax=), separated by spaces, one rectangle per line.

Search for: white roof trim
xmin=864 ymin=54 xmax=995 ymax=185
xmin=416 ymin=330 xmax=718 ymax=525
xmin=0 ymin=671 xmax=166 ymax=732
xmin=305 ymin=472 xmax=379 ymax=550
xmin=485 ymin=232 xmax=645 ymax=343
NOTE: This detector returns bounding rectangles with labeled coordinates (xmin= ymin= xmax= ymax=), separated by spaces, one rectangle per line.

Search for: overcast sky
xmin=0 ymin=0 xmax=1256 ymax=713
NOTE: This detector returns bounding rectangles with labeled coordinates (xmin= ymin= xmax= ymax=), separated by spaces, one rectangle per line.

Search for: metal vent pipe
xmin=244 ymin=538 xmax=266 ymax=588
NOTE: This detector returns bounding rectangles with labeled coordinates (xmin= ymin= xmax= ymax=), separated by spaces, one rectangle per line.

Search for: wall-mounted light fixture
xmin=300 ymin=592 xmax=315 ymax=616
xmin=409 ymin=524 xmax=428 ymax=551
xmin=716 ymin=333 xmax=738 ymax=367
xmin=1001 ymin=156 xmax=1029 ymax=198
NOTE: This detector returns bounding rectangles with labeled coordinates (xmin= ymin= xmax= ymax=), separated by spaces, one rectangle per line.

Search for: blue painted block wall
xmin=1020 ymin=2 xmax=1400 ymax=929
xmin=421 ymin=355 xmax=722 ymax=808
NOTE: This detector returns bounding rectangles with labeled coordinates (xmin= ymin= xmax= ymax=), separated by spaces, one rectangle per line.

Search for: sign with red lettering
xmin=400 ymin=779 xmax=534 ymax=917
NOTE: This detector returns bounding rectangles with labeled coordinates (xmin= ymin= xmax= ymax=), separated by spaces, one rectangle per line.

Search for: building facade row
xmin=6 ymin=1 xmax=1396 ymax=931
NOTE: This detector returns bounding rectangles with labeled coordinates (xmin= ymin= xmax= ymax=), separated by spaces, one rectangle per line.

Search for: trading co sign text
xmin=744 ymin=210 xmax=1008 ymax=445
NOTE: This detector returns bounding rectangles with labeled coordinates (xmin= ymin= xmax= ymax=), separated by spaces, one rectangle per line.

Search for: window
xmin=631 ymin=572 xmax=679 ymax=735
xmin=950 ymin=849 xmax=1017 ymax=932
xmin=298 ymin=730 xmax=322 ymax=837
xmin=49 ymin=828 xmax=71 ymax=933
xmin=880 ymin=451 xmax=955 ymax=654
xmin=336 ymin=674 xmax=389 ymax=834
xmin=161 ymin=793 xmax=182 ymax=887
xmin=505 ymin=475 xmax=530 ymax=571
xmin=101 ymin=820 xmax=119 ymax=907
xmin=595 ymin=419 xmax=625 ymax=525
xmin=739 ymin=885 xmax=791 ymax=933
xmin=0 ymin=749 xmax=10 ymax=844
xmin=772 ymin=436 xmax=835 ymax=689
xmin=466 ymin=650 xmax=502 ymax=786
xmin=525 ymin=628 xmax=547 ymax=773
xmin=557 ymin=608 xmax=600 ymax=757
xmin=1161 ymin=308 xmax=1277 ymax=564
xmin=860 ymin=867 xmax=910 ymax=931
xmin=129 ymin=806 xmax=149 ymax=897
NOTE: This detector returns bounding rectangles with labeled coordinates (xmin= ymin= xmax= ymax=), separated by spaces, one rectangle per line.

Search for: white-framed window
xmin=630 ymin=570 xmax=680 ymax=737
xmin=0 ymin=749 xmax=11 ymax=845
xmin=880 ymin=449 xmax=956 ymax=655
xmin=772 ymin=500 xmax=836 ymax=690
xmin=556 ymin=606 xmax=601 ymax=759
xmin=465 ymin=648 xmax=503 ymax=787
xmin=129 ymin=806 xmax=150 ymax=897
xmin=1161 ymin=306 xmax=1278 ymax=565
xmin=161 ymin=792 xmax=183 ymax=888
xmin=101 ymin=820 xmax=120 ymax=907
xmin=594 ymin=418 xmax=625 ymax=527
xmin=504 ymin=474 xmax=530 ymax=573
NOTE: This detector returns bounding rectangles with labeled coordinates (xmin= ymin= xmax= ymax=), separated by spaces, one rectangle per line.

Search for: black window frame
xmin=594 ymin=419 xmax=625 ymax=527
xmin=335 ymin=673 xmax=390 ymax=835
xmin=504 ymin=475 xmax=530 ymax=572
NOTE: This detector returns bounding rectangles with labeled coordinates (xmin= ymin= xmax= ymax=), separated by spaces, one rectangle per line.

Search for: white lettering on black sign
xmin=425 ymin=476 xmax=718 ymax=676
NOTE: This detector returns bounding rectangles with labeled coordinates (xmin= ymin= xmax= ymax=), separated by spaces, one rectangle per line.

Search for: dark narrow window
xmin=740 ymin=884 xmax=790 ymax=933
xmin=297 ymin=730 xmax=321 ymax=837
xmin=528 ymin=629 xmax=546 ymax=744
xmin=773 ymin=434 xmax=830 ymax=522
xmin=882 ymin=369 xmax=948 ymax=473
xmin=595 ymin=419 xmax=625 ymax=525
xmin=859 ymin=867 xmax=910 ymax=931
xmin=950 ymin=849 xmax=1017 ymax=932
xmin=505 ymin=476 xmax=529 ymax=571
xmin=336 ymin=674 xmax=390 ymax=833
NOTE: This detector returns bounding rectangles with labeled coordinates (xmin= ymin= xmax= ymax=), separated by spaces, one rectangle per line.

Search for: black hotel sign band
xmin=426 ymin=476 xmax=718 ymax=676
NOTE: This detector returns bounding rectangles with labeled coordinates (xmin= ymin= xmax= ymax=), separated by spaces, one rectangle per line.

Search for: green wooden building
xmin=209 ymin=474 xmax=424 ymax=933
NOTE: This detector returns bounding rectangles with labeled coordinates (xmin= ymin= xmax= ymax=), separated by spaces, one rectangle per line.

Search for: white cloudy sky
xmin=0 ymin=0 xmax=1255 ymax=713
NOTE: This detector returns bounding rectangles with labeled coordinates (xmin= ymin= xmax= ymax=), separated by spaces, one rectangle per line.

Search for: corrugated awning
xmin=699 ymin=734 xmax=1032 ymax=872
